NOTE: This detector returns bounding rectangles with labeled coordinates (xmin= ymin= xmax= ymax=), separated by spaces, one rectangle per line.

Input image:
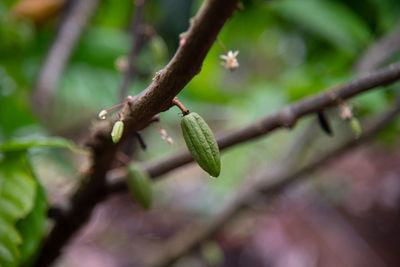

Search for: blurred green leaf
xmin=73 ymin=27 xmax=130 ymax=68
xmin=0 ymin=6 xmax=35 ymax=53
xmin=93 ymin=0 xmax=133 ymax=28
xmin=368 ymin=0 xmax=400 ymax=33
xmin=16 ymin=183 xmax=47 ymax=267
xmin=0 ymin=96 xmax=37 ymax=138
xmin=149 ymin=35 xmax=169 ymax=67
xmin=355 ymin=88 xmax=388 ymax=115
xmin=0 ymin=137 xmax=86 ymax=153
xmin=272 ymin=0 xmax=372 ymax=55
xmin=0 ymin=152 xmax=37 ymax=267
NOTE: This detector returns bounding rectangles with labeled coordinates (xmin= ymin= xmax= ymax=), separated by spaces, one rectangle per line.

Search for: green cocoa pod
xmin=349 ymin=117 xmax=362 ymax=138
xmin=111 ymin=120 xmax=124 ymax=143
xmin=181 ymin=112 xmax=221 ymax=177
xmin=127 ymin=164 xmax=152 ymax=210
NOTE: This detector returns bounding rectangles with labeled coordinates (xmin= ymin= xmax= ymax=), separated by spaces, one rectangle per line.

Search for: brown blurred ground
xmin=55 ymin=143 xmax=400 ymax=267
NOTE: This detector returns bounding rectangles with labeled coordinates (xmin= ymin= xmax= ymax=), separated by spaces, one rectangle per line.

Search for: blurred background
xmin=1 ymin=0 xmax=400 ymax=266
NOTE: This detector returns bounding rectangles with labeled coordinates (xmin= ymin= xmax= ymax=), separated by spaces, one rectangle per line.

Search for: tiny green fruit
xmin=111 ymin=120 xmax=124 ymax=143
xmin=181 ymin=112 xmax=221 ymax=177
xmin=127 ymin=164 xmax=152 ymax=210
xmin=349 ymin=117 xmax=362 ymax=138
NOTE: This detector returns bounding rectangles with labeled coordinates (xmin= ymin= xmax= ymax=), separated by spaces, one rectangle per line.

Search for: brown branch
xmin=355 ymin=20 xmax=400 ymax=73
xmin=146 ymin=102 xmax=400 ymax=267
xmin=35 ymin=1 xmax=240 ymax=266
xmin=119 ymin=0 xmax=148 ymax=100
xmin=33 ymin=0 xmax=102 ymax=116
xmin=107 ymin=62 xmax=400 ymax=192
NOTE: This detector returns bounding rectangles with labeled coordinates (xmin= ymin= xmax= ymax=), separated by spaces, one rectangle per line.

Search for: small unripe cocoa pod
xmin=349 ymin=117 xmax=362 ymax=138
xmin=127 ymin=164 xmax=152 ymax=210
xmin=181 ymin=112 xmax=221 ymax=177
xmin=111 ymin=120 xmax=124 ymax=143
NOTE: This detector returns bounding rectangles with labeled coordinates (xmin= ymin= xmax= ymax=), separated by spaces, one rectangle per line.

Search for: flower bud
xmin=98 ymin=110 xmax=108 ymax=120
xmin=166 ymin=137 xmax=174 ymax=145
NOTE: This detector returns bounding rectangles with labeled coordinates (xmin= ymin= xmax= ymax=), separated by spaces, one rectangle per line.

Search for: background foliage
xmin=1 ymin=0 xmax=400 ymax=266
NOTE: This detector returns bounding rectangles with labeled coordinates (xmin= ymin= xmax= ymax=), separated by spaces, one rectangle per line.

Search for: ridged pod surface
xmin=181 ymin=112 xmax=221 ymax=177
xmin=127 ymin=164 xmax=152 ymax=209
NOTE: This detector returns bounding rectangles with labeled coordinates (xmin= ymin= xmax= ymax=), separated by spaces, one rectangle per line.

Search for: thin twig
xmin=355 ymin=20 xmax=400 ymax=73
xmin=33 ymin=0 xmax=102 ymax=115
xmin=216 ymin=38 xmax=228 ymax=54
xmin=120 ymin=0 xmax=148 ymax=100
xmin=147 ymin=102 xmax=400 ymax=267
xmin=172 ymin=97 xmax=190 ymax=115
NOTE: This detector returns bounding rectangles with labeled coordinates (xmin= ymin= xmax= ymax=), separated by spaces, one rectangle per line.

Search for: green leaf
xmin=149 ymin=35 xmax=169 ymax=67
xmin=0 ymin=217 xmax=21 ymax=267
xmin=0 ymin=96 xmax=37 ymax=138
xmin=16 ymin=183 xmax=47 ymax=267
xmin=272 ymin=0 xmax=371 ymax=55
xmin=0 ymin=137 xmax=87 ymax=153
xmin=0 ymin=152 xmax=37 ymax=267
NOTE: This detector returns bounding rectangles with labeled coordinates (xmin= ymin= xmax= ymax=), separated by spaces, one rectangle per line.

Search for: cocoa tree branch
xmin=147 ymin=101 xmax=400 ymax=267
xmin=355 ymin=20 xmax=400 ymax=73
xmin=107 ymin=61 xmax=400 ymax=192
xmin=35 ymin=1 xmax=240 ymax=266
xmin=88 ymin=0 xmax=240 ymax=146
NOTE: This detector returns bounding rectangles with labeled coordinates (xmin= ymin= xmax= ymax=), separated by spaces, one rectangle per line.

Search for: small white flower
xmin=160 ymin=129 xmax=167 ymax=138
xmin=98 ymin=110 xmax=108 ymax=120
xmin=220 ymin=50 xmax=239 ymax=70
xmin=340 ymin=104 xmax=353 ymax=120
xmin=157 ymin=126 xmax=174 ymax=145
xmin=166 ymin=136 xmax=174 ymax=145
xmin=115 ymin=56 xmax=128 ymax=72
